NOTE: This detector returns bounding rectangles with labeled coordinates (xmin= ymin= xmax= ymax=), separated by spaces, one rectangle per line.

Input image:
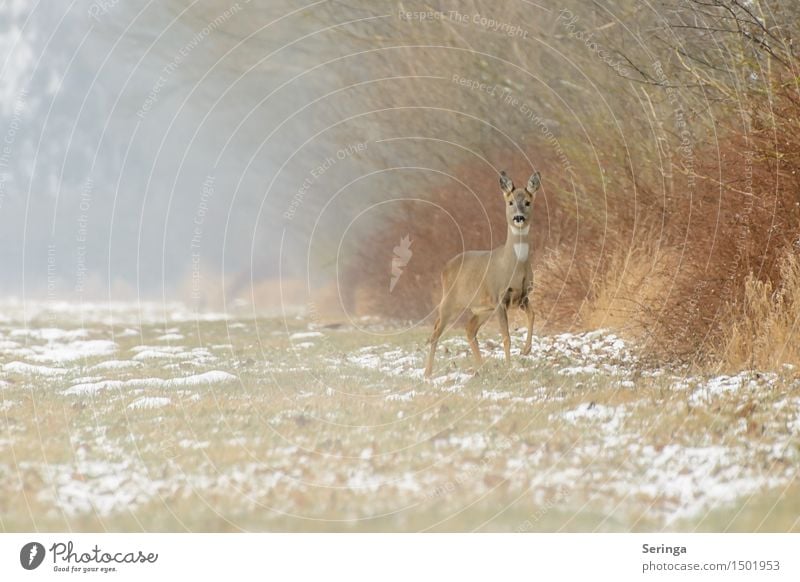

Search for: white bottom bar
xmin=1 ymin=534 xmax=797 ymax=581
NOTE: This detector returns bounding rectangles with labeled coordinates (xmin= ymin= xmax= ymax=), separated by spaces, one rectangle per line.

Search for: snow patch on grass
xmin=41 ymin=459 xmax=164 ymax=517
xmin=62 ymin=371 xmax=238 ymax=396
xmin=10 ymin=328 xmax=88 ymax=341
xmin=481 ymin=390 xmax=512 ymax=401
xmin=631 ymin=443 xmax=788 ymax=524
xmin=559 ymin=365 xmax=600 ymax=376
xmin=687 ymin=372 xmax=776 ymax=405
xmin=3 ymin=361 xmax=67 ymax=376
xmin=347 ymin=345 xmax=425 ymax=381
xmin=63 ymin=380 xmax=126 ymax=396
xmin=90 ymin=360 xmax=144 ymax=371
xmin=26 ymin=340 xmax=117 ymax=363
xmin=128 ymin=397 xmax=171 ymax=410
xmin=163 ymin=370 xmax=236 ymax=387
xmin=386 ymin=390 xmax=416 ymax=402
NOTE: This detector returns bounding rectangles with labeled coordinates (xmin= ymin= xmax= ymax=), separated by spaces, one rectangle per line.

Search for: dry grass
xmin=578 ymin=243 xmax=680 ymax=337
xmin=1 ymin=306 xmax=798 ymax=532
xmin=721 ymin=253 xmax=800 ymax=371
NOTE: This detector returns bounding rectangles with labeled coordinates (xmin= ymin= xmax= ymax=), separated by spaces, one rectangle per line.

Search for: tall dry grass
xmin=720 ymin=251 xmax=800 ymax=371
xmin=578 ymin=242 xmax=681 ymax=338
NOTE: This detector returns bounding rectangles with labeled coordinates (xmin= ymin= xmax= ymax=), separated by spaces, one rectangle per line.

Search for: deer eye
xmin=525 ymin=200 xmax=531 ymax=207
xmin=508 ymin=201 xmax=513 ymax=206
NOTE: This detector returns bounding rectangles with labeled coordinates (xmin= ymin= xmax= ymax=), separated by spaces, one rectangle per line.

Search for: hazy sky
xmin=0 ymin=0 xmax=652 ymax=309
xmin=0 ymin=1 xmax=362 ymax=304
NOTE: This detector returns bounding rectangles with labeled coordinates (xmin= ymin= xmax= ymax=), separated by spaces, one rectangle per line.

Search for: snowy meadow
xmin=1 ymin=301 xmax=798 ymax=532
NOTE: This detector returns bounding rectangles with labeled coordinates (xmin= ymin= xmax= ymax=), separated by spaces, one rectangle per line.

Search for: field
xmin=0 ymin=301 xmax=799 ymax=532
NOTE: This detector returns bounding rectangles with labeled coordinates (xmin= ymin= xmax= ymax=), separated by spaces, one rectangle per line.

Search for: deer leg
xmin=497 ymin=305 xmax=512 ymax=364
xmin=424 ymin=316 xmax=444 ymax=378
xmin=425 ymin=301 xmax=454 ymax=378
xmin=465 ymin=313 xmax=484 ymax=366
xmin=521 ymin=295 xmax=535 ymax=356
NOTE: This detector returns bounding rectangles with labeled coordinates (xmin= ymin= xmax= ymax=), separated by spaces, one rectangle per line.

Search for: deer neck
xmin=505 ymin=224 xmax=530 ymax=263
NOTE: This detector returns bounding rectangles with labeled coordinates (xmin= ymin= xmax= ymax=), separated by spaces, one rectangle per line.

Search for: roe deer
xmin=424 ymin=170 xmax=540 ymax=378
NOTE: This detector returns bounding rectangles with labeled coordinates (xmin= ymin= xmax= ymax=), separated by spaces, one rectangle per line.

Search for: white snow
xmin=26 ymin=339 xmax=117 ymax=363
xmin=132 ymin=349 xmax=185 ymax=361
xmin=63 ymin=380 xmax=126 ymax=396
xmin=62 ymin=371 xmax=238 ymax=396
xmin=481 ymin=390 xmax=512 ymax=401
xmin=10 ymin=328 xmax=88 ymax=341
xmin=432 ymin=371 xmax=472 ymax=387
xmin=161 ymin=370 xmax=237 ymax=387
xmin=130 ymin=345 xmax=185 ymax=353
xmin=2 ymin=313 xmax=795 ymax=528
xmin=447 ymin=433 xmax=488 ymax=452
xmin=559 ymin=364 xmax=600 ymax=376
xmin=560 ymin=403 xmax=618 ymax=423
xmin=128 ymin=397 xmax=171 ymax=410
xmin=386 ymin=390 xmax=416 ymax=402
xmin=788 ymin=411 xmax=800 ymax=435
xmin=41 ymin=458 xmax=166 ymax=517
xmin=3 ymin=361 xmax=67 ymax=376
xmin=687 ymin=372 xmax=777 ymax=405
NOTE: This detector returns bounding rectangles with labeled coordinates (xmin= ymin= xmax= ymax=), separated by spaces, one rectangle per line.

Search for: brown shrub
xmin=646 ymin=84 xmax=800 ymax=365
xmin=332 ymin=0 xmax=800 ymax=371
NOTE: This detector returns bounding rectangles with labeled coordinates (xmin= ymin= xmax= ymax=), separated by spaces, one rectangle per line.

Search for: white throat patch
xmin=514 ymin=243 xmax=529 ymax=261
xmin=510 ymin=225 xmax=530 ymax=236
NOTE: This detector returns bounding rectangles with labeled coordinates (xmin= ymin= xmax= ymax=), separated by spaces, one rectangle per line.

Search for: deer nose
xmin=513 ymin=215 xmax=526 ymax=224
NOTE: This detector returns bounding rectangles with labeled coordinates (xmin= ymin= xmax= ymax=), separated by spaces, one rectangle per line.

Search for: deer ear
xmin=500 ymin=171 xmax=514 ymax=195
xmin=526 ymin=171 xmax=541 ymax=194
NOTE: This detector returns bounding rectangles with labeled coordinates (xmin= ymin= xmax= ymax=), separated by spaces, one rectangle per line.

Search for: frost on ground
xmin=0 ymin=301 xmax=798 ymax=530
xmin=298 ymin=326 xmax=797 ymax=528
xmin=61 ymin=371 xmax=238 ymax=395
xmin=128 ymin=397 xmax=171 ymax=410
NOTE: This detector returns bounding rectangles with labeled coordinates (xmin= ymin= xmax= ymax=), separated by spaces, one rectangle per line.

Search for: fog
xmin=4 ymin=0 xmax=771 ymax=317
xmin=0 ymin=0 xmax=378 ymax=306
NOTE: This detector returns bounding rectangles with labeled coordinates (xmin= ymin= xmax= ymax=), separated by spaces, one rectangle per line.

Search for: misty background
xmin=0 ymin=0 xmax=391 ymax=307
xmin=3 ymin=0 xmax=793 ymax=333
xmin=0 ymin=0 xmax=631 ymax=312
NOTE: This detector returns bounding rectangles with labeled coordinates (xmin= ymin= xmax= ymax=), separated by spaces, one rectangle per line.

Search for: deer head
xmin=500 ymin=170 xmax=541 ymax=232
